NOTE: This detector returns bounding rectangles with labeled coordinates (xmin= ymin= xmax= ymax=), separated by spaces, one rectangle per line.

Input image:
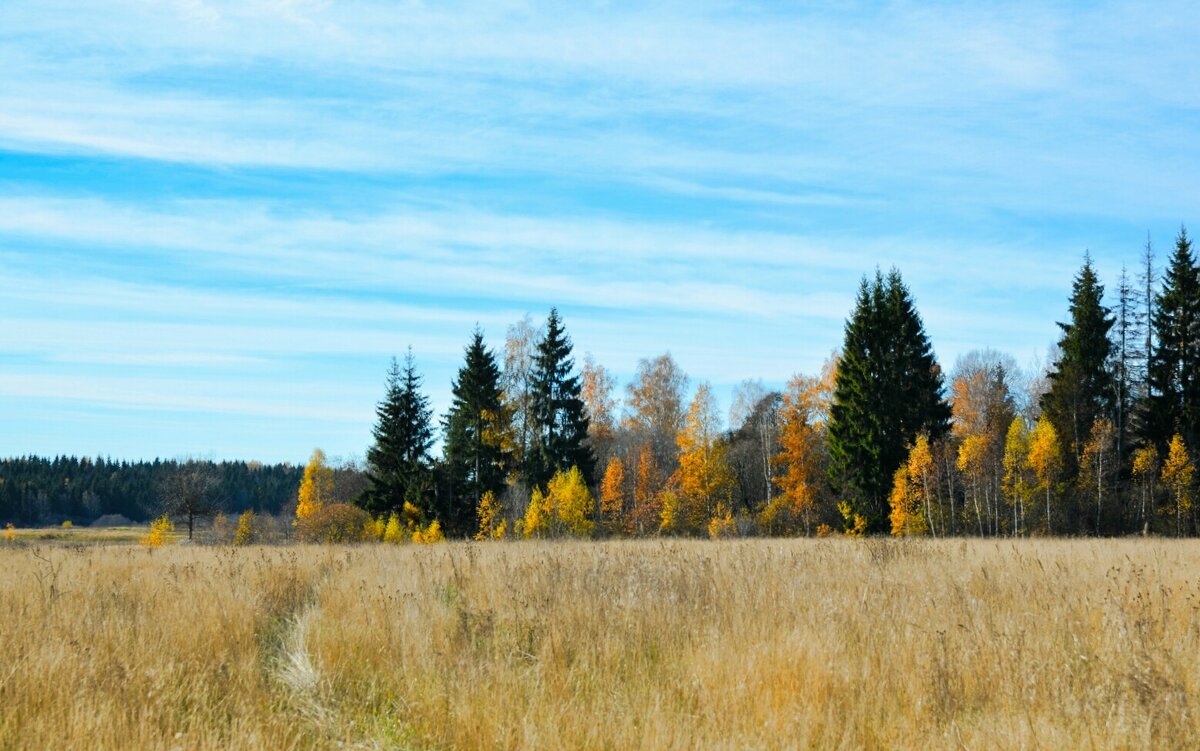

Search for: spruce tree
xmin=1040 ymin=255 xmax=1115 ymax=490
xmin=442 ymin=329 xmax=509 ymax=536
xmin=827 ymin=270 xmax=951 ymax=533
xmin=364 ymin=350 xmax=434 ymax=517
xmin=1142 ymin=226 xmax=1200 ymax=452
xmin=527 ymin=308 xmax=594 ymax=490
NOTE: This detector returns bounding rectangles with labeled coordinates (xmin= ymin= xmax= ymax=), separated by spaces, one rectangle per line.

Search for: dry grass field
xmin=1 ymin=538 xmax=1198 ymax=750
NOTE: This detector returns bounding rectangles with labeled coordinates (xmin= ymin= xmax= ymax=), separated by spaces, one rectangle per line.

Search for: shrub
xmin=233 ymin=510 xmax=257 ymax=546
xmin=61 ymin=520 xmax=73 ymax=529
xmin=297 ymin=503 xmax=371 ymax=543
xmin=383 ymin=513 xmax=405 ymax=544
xmin=412 ymin=520 xmax=444 ymax=544
xmin=140 ymin=515 xmax=175 ymax=547
xmin=3 ymin=523 xmax=14 ymax=542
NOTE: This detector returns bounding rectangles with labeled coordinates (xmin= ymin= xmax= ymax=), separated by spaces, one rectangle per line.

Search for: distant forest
xmin=0 ymin=457 xmax=303 ymax=524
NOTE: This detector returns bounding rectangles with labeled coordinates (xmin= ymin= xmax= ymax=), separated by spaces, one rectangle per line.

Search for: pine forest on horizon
xmin=6 ymin=227 xmax=1200 ymax=540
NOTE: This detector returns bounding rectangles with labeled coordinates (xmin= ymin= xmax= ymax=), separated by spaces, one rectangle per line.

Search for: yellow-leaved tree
xmin=764 ymin=373 xmax=823 ymax=536
xmin=296 ymin=449 xmax=334 ymax=524
xmin=384 ymin=512 xmax=405 ymax=544
xmin=1001 ymin=417 xmax=1031 ymax=535
xmin=1027 ymin=416 xmax=1062 ymax=534
xmin=233 ymin=510 xmax=257 ymax=545
xmin=522 ymin=466 xmax=595 ymax=538
xmin=140 ymin=515 xmax=175 ymax=547
xmin=1160 ymin=434 xmax=1194 ymax=537
xmin=957 ymin=433 xmax=991 ymax=536
xmin=665 ymin=382 xmax=734 ymax=535
xmin=889 ymin=434 xmax=934 ymax=537
xmin=631 ymin=444 xmax=661 ymax=535
xmin=1131 ymin=445 xmax=1159 ymax=532
xmin=548 ymin=466 xmax=596 ymax=537
xmin=476 ymin=490 xmax=506 ymax=540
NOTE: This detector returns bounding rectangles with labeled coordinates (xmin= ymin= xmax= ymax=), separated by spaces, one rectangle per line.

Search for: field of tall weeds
xmin=1 ymin=539 xmax=1198 ymax=749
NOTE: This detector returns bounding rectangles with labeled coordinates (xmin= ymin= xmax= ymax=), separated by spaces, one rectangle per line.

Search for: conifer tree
xmin=364 ymin=351 xmax=434 ymax=517
xmin=827 ymin=269 xmax=951 ymax=532
xmin=1040 ymin=255 xmax=1115 ymax=481
xmin=1143 ymin=227 xmax=1200 ymax=452
xmin=443 ymin=329 xmax=509 ymax=537
xmin=526 ymin=309 xmax=594 ymax=489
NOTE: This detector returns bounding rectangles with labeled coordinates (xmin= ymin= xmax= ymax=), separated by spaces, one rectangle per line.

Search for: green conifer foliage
xmin=526 ymin=309 xmax=595 ymax=490
xmin=364 ymin=350 xmax=434 ymax=517
xmin=442 ymin=329 xmax=509 ymax=536
xmin=828 ymin=270 xmax=951 ymax=532
xmin=1040 ymin=254 xmax=1116 ymax=475
xmin=1142 ymin=227 xmax=1200 ymax=452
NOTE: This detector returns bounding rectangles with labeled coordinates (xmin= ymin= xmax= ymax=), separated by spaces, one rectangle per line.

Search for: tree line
xmin=0 ymin=456 xmax=303 ymax=525
xmin=339 ymin=228 xmax=1200 ymax=539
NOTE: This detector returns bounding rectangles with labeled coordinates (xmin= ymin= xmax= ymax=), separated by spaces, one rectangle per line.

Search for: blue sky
xmin=2 ymin=1 xmax=1199 ymax=463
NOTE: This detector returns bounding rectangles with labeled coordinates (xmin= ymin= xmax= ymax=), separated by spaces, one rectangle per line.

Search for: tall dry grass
xmin=1 ymin=539 xmax=1197 ymax=749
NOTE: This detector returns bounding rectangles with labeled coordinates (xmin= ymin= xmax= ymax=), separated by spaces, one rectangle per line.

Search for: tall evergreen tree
xmin=1142 ymin=226 xmax=1200 ymax=452
xmin=442 ymin=329 xmax=509 ymax=536
xmin=527 ymin=308 xmax=594 ymax=489
xmin=363 ymin=350 xmax=435 ymax=517
xmin=828 ymin=269 xmax=951 ymax=533
xmin=1040 ymin=255 xmax=1116 ymax=484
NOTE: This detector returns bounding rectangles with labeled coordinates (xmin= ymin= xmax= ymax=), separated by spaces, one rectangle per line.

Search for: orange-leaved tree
xmin=665 ymin=382 xmax=733 ymax=535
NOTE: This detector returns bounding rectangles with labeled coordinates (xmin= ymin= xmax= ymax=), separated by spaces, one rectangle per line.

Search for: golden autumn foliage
xmin=766 ymin=373 xmax=824 ymax=535
xmin=889 ymin=435 xmax=933 ymax=537
xmin=1132 ymin=445 xmax=1160 ymax=530
xmin=599 ymin=456 xmax=629 ymax=535
xmin=233 ymin=510 xmax=257 ymax=545
xmin=707 ymin=506 xmax=737 ymax=539
xmin=669 ymin=383 xmax=734 ymax=535
xmin=384 ymin=512 xmax=405 ymax=544
xmin=4 ymin=522 xmax=15 ymax=542
xmin=411 ymin=520 xmax=444 ymax=544
xmin=631 ymin=444 xmax=662 ymax=535
xmin=476 ymin=491 xmax=507 ymax=540
xmin=525 ymin=466 xmax=596 ymax=538
xmin=1160 ymin=434 xmax=1194 ymax=537
xmin=139 ymin=515 xmax=175 ymax=548
xmin=1027 ymin=416 xmax=1062 ymax=533
xmin=1002 ymin=417 xmax=1031 ymax=520
xmin=296 ymin=448 xmax=334 ymax=523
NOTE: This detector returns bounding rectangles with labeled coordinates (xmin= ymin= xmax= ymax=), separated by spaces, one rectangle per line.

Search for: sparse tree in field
xmin=296 ymin=449 xmax=334 ymax=524
xmin=443 ymin=329 xmax=510 ymax=536
xmin=526 ymin=309 xmax=594 ymax=489
xmin=1028 ymin=416 xmax=1063 ymax=534
xmin=1079 ymin=417 xmax=1117 ymax=534
xmin=580 ymin=354 xmax=619 ymax=468
xmin=828 ymin=269 xmax=951 ymax=533
xmin=1160 ymin=434 xmax=1195 ymax=537
xmin=501 ymin=314 xmax=542 ymax=471
xmin=364 ymin=351 xmax=435 ymax=518
xmin=1112 ymin=265 xmax=1137 ymax=470
xmin=623 ymin=353 xmax=689 ymax=477
xmin=728 ymin=383 xmax=782 ymax=517
xmin=157 ymin=460 xmax=222 ymax=541
xmin=1143 ymin=227 xmax=1200 ymax=453
xmin=667 ymin=383 xmax=734 ymax=535
xmin=1131 ymin=445 xmax=1159 ymax=532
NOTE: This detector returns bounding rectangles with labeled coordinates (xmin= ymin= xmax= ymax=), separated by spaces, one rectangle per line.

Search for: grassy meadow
xmin=0 ymin=538 xmax=1198 ymax=750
